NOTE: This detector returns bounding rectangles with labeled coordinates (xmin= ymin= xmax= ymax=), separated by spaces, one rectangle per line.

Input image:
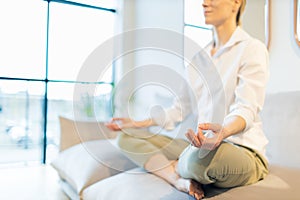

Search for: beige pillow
xmin=51 ymin=139 xmax=137 ymax=196
xmin=59 ymin=116 xmax=117 ymax=151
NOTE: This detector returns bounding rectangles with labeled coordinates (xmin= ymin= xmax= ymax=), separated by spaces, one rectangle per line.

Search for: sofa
xmin=51 ymin=91 xmax=300 ymax=200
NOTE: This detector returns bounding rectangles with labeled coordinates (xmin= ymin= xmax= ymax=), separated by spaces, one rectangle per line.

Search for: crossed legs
xmin=177 ymin=142 xmax=269 ymax=188
xmin=116 ymin=128 xmax=204 ymax=199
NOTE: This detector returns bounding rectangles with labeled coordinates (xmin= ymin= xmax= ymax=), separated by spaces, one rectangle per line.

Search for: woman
xmin=106 ymin=0 xmax=269 ymax=199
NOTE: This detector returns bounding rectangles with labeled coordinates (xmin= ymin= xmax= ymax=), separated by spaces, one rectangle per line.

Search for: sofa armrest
xmin=59 ymin=116 xmax=117 ymax=151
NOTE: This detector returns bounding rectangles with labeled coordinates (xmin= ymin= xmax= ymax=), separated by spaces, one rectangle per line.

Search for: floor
xmin=0 ymin=164 xmax=69 ymax=200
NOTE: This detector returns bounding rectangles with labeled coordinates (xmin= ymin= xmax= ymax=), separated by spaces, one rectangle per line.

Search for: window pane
xmin=69 ymin=0 xmax=117 ymax=8
xmin=48 ymin=3 xmax=115 ymax=82
xmin=184 ymin=26 xmax=212 ymax=49
xmin=46 ymin=82 xmax=113 ymax=162
xmin=0 ymin=80 xmax=44 ymax=165
xmin=0 ymin=0 xmax=47 ymax=79
xmin=184 ymin=0 xmax=210 ymax=29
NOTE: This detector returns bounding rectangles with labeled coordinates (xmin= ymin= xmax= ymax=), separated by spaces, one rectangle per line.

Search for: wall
xmin=267 ymin=0 xmax=300 ymax=93
xmin=115 ymin=0 xmax=300 ymax=119
xmin=242 ymin=0 xmax=266 ymax=44
xmin=115 ymin=0 xmax=184 ymax=119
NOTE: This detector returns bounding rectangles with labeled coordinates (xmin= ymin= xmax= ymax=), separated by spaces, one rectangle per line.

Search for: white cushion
xmin=82 ymin=166 xmax=300 ymax=200
xmin=51 ymin=139 xmax=137 ymax=195
xmin=82 ymin=168 xmax=190 ymax=200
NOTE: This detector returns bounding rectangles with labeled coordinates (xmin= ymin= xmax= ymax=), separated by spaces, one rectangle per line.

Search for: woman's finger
xmin=196 ymin=128 xmax=205 ymax=143
xmin=185 ymin=132 xmax=193 ymax=143
xmin=111 ymin=117 xmax=123 ymax=122
xmin=185 ymin=130 xmax=194 ymax=143
xmin=199 ymin=123 xmax=221 ymax=132
xmin=105 ymin=122 xmax=122 ymax=131
xmin=186 ymin=129 xmax=201 ymax=147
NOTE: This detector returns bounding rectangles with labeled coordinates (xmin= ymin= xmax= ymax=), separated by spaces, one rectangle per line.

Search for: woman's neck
xmin=212 ymin=22 xmax=237 ymax=51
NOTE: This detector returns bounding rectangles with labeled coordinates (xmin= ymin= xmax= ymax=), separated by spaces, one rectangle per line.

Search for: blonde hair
xmin=236 ymin=0 xmax=246 ymax=26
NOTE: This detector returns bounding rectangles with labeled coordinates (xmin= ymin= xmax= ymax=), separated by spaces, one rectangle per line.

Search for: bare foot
xmin=189 ymin=180 xmax=205 ymax=200
xmin=172 ymin=177 xmax=204 ymax=200
xmin=173 ymin=161 xmax=204 ymax=199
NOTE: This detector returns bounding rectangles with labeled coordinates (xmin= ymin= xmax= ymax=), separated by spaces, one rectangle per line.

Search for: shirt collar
xmin=223 ymin=26 xmax=250 ymax=49
xmin=205 ymin=27 xmax=250 ymax=57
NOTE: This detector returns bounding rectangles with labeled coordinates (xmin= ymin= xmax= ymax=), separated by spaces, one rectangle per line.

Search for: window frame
xmin=294 ymin=0 xmax=300 ymax=48
xmin=0 ymin=0 xmax=116 ymax=164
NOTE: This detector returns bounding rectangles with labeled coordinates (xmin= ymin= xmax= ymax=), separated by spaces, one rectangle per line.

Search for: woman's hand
xmin=105 ymin=117 xmax=137 ymax=131
xmin=185 ymin=123 xmax=226 ymax=150
xmin=105 ymin=117 xmax=155 ymax=131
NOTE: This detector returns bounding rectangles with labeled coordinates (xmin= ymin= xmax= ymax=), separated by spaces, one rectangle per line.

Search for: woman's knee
xmin=116 ymin=131 xmax=152 ymax=153
xmin=177 ymin=157 xmax=198 ymax=179
xmin=205 ymin=144 xmax=259 ymax=187
xmin=177 ymin=147 xmax=212 ymax=181
xmin=116 ymin=132 xmax=131 ymax=150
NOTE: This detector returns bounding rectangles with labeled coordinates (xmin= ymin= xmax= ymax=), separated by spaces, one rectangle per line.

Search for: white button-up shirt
xmin=154 ymin=27 xmax=269 ymax=158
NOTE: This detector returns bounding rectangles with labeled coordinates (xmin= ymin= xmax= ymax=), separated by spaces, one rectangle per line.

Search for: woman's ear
xmin=235 ymin=0 xmax=241 ymax=4
xmin=235 ymin=0 xmax=242 ymax=8
xmin=233 ymin=0 xmax=242 ymax=13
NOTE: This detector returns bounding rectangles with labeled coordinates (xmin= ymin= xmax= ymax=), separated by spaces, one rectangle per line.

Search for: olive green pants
xmin=178 ymin=142 xmax=269 ymax=188
xmin=117 ymin=128 xmax=268 ymax=188
xmin=116 ymin=128 xmax=189 ymax=167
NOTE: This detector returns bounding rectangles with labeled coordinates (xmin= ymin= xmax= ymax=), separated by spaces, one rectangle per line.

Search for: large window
xmin=184 ymin=0 xmax=212 ymax=48
xmin=0 ymin=0 xmax=116 ymax=166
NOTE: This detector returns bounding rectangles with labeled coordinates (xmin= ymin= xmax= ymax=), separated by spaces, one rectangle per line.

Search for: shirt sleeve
xmin=152 ymin=98 xmax=185 ymax=130
xmin=225 ymin=39 xmax=270 ymax=131
xmin=151 ymin=68 xmax=195 ymax=130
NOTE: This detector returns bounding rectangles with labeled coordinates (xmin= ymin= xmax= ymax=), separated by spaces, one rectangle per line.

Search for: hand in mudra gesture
xmin=185 ymin=123 xmax=225 ymax=150
xmin=105 ymin=118 xmax=136 ymax=131
xmin=105 ymin=117 xmax=154 ymax=131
